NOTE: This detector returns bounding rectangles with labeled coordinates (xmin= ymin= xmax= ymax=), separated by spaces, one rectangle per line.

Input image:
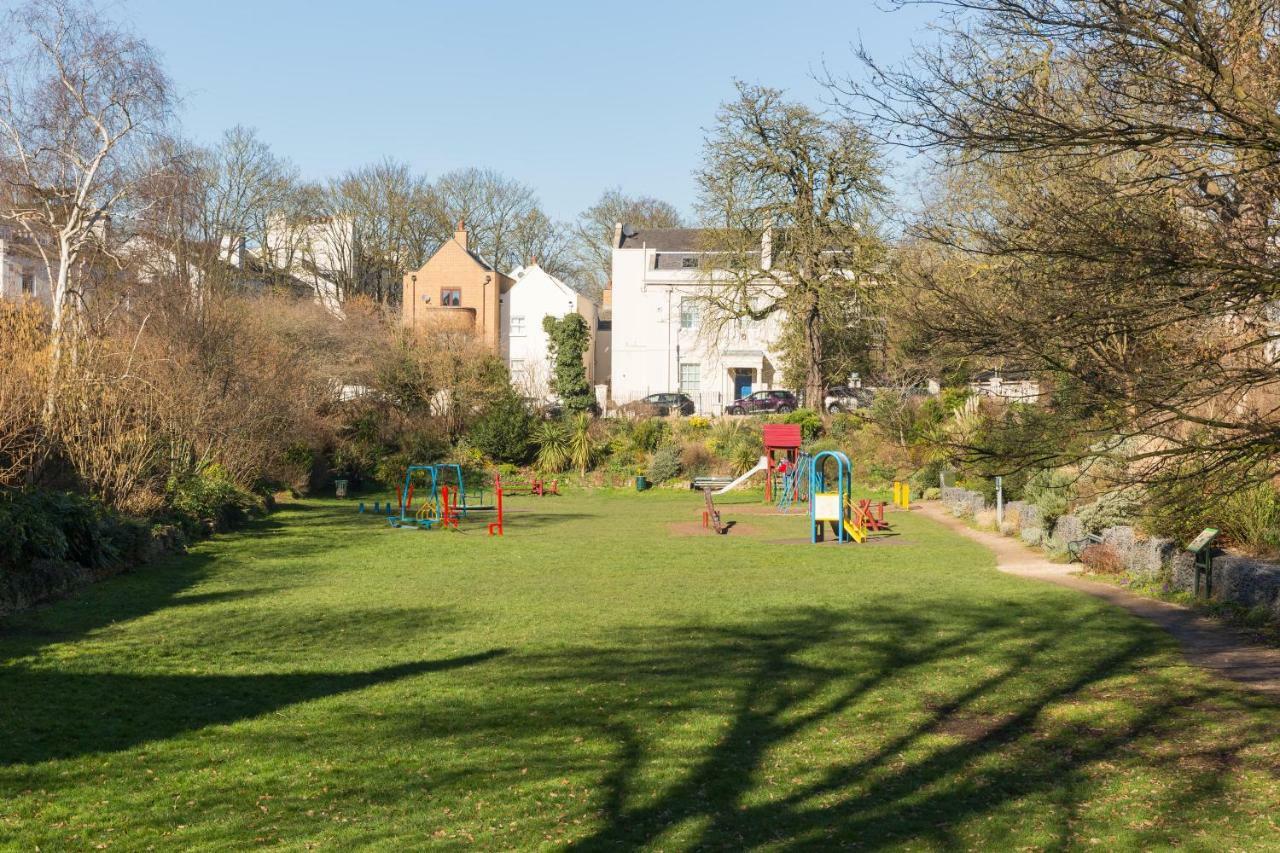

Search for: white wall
xmin=503 ymin=264 xmax=596 ymax=399
xmin=610 ymin=244 xmax=785 ymax=415
xmin=0 ymin=238 xmax=53 ymax=308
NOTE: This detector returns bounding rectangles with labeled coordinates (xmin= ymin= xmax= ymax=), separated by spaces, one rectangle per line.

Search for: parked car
xmin=619 ymin=393 xmax=696 ymax=417
xmin=823 ymin=386 xmax=875 ymax=414
xmin=725 ymin=389 xmax=798 ymax=415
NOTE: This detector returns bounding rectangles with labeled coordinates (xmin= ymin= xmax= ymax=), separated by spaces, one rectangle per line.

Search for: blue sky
xmin=120 ymin=0 xmax=938 ymax=222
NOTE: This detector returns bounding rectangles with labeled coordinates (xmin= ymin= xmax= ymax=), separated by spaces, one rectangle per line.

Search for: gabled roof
xmin=510 ymin=263 xmax=588 ymax=303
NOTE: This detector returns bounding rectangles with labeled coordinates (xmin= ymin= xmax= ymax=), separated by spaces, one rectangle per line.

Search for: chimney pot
xmin=454 ymin=220 xmax=467 ymax=250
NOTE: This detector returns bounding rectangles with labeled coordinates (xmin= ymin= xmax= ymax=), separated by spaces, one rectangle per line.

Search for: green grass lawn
xmin=2 ymin=489 xmax=1278 ymax=850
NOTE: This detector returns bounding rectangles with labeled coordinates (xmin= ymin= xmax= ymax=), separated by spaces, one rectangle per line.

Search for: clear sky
xmin=119 ymin=0 xmax=938 ymax=222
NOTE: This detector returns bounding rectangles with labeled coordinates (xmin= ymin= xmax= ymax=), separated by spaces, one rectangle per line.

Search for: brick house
xmin=401 ymin=222 xmax=514 ymax=353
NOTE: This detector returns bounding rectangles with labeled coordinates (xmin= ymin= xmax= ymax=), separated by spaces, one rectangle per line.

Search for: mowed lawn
xmin=2 ymin=490 xmax=1278 ymax=850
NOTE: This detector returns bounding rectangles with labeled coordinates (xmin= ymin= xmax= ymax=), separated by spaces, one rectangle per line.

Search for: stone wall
xmin=1172 ymin=551 xmax=1280 ymax=619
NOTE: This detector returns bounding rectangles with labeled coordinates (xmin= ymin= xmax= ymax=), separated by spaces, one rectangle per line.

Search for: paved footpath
xmin=916 ymin=502 xmax=1280 ymax=703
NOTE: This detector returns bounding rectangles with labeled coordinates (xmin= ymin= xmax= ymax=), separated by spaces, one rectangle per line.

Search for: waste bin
xmin=334 ymin=479 xmax=349 ymax=498
xmin=635 ymin=476 xmax=649 ymax=492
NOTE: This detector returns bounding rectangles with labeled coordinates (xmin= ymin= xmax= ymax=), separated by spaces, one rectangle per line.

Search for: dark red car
xmin=725 ymin=389 xmax=798 ymax=415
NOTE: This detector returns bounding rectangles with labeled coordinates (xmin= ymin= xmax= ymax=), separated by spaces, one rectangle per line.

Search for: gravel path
xmin=917 ymin=502 xmax=1280 ymax=703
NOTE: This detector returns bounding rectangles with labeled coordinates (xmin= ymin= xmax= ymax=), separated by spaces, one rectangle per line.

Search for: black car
xmin=620 ymin=393 xmax=696 ymax=417
xmin=725 ymin=389 xmax=798 ymax=415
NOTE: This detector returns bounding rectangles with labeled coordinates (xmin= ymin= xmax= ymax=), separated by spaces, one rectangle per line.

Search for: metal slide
xmin=713 ymin=456 xmax=770 ymax=496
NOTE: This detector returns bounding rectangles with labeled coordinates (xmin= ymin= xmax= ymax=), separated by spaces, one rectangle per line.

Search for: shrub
xmin=1221 ymin=484 xmax=1280 ymax=555
xmin=533 ymin=420 xmax=570 ymax=473
xmin=868 ymin=462 xmax=897 ymax=484
xmin=708 ymin=419 xmax=752 ymax=456
xmin=0 ymin=488 xmax=150 ymax=577
xmin=468 ymin=393 xmax=535 ymax=464
xmin=568 ymin=414 xmax=596 ymax=476
xmin=646 ymin=444 xmax=682 ymax=483
xmin=679 ymin=442 xmax=715 ymax=476
xmin=1076 ymin=488 xmax=1142 ymax=534
xmin=1080 ymin=543 xmax=1125 ymax=575
xmin=1023 ymin=468 xmax=1074 ymax=526
xmin=166 ymin=466 xmax=264 ymax=536
xmin=923 ymin=486 xmax=941 ymax=501
xmin=686 ymin=415 xmax=711 ymax=432
xmin=780 ymin=408 xmax=823 ymax=441
xmin=630 ymin=418 xmax=668 ymax=453
xmin=827 ymin=413 xmax=862 ymax=442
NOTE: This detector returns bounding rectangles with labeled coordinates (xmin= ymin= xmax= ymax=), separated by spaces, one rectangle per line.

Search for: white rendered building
xmin=609 ymin=226 xmax=786 ymax=415
xmin=0 ymin=225 xmax=53 ymax=307
xmin=501 ymin=262 xmax=598 ymax=399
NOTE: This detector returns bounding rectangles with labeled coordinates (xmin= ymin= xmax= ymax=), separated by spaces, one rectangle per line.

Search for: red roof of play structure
xmin=762 ymin=423 xmax=802 ymax=448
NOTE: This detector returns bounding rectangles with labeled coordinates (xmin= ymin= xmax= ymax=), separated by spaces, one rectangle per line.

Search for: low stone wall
xmin=941 ymin=487 xmax=985 ymax=518
xmin=1172 ymin=552 xmax=1280 ymax=619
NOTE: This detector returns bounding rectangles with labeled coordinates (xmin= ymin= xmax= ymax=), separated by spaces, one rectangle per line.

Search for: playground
xmin=2 ymin=487 xmax=1278 ymax=848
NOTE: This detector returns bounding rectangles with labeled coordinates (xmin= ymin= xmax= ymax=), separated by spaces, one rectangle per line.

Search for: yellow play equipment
xmin=810 ymin=450 xmax=866 ymax=543
xmin=892 ymin=481 xmax=911 ymax=510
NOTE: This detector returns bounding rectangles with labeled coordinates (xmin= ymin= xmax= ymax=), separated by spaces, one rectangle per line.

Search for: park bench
xmin=690 ymin=476 xmax=734 ymax=491
xmin=1067 ymin=532 xmax=1103 ymax=561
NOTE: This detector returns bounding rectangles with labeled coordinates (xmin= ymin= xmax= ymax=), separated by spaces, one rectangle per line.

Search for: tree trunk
xmin=803 ymin=295 xmax=824 ymax=411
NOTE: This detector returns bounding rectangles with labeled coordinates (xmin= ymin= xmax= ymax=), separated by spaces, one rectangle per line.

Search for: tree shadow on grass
xmin=371 ymin=598 xmax=1277 ymax=850
xmin=0 ymin=648 xmax=507 ymax=766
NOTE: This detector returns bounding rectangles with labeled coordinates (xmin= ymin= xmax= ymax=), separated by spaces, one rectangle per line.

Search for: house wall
xmin=611 ymin=245 xmax=785 ymax=415
xmin=0 ymin=238 xmax=53 ymax=307
xmin=501 ymin=264 xmax=597 ymax=398
xmin=402 ymin=237 xmax=505 ymax=353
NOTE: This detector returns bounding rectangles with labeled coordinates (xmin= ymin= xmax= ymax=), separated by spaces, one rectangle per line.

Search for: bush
xmin=679 ymin=442 xmax=715 ymax=476
xmin=780 ymin=408 xmax=823 ymax=441
xmin=166 ymin=466 xmax=264 ymax=536
xmin=1023 ymin=468 xmax=1074 ymax=526
xmin=1221 ymin=484 xmax=1280 ymax=555
xmin=1076 ymin=488 xmax=1142 ymax=534
xmin=630 ymin=418 xmax=669 ymax=453
xmin=1080 ymin=543 xmax=1125 ymax=575
xmin=468 ymin=393 xmax=534 ymax=464
xmin=533 ymin=420 xmax=570 ymax=473
xmin=0 ymin=488 xmax=150 ymax=581
xmin=646 ymin=444 xmax=683 ymax=483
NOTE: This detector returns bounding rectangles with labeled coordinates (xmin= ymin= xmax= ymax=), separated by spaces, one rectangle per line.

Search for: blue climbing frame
xmin=808 ymin=450 xmax=853 ymax=543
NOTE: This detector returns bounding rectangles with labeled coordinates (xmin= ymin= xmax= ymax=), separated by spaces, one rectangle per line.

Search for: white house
xmin=501 ymin=262 xmax=599 ymax=399
xmin=0 ymin=225 xmax=53 ymax=307
xmin=968 ymin=370 xmax=1042 ymax=403
xmin=609 ymin=225 xmax=786 ymax=415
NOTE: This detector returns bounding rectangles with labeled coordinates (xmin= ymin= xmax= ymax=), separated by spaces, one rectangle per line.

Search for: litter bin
xmin=635 ymin=476 xmax=649 ymax=492
xmin=334 ymin=479 xmax=349 ymax=498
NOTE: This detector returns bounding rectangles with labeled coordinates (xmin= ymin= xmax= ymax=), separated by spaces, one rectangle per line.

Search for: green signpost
xmin=1187 ymin=528 xmax=1220 ymax=598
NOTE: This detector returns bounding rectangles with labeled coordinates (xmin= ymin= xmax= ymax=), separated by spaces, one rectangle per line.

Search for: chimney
xmin=454 ymin=219 xmax=468 ymax=250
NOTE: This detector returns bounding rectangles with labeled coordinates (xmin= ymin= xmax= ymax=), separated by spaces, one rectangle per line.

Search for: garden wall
xmin=935 ymin=487 xmax=1280 ymax=618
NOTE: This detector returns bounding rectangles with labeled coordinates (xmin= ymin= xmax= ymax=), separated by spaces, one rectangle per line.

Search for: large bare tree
xmin=571 ymin=188 xmax=683 ymax=300
xmin=0 ymin=0 xmax=173 ymax=401
xmin=840 ymin=1 xmax=1280 ymax=484
xmin=696 ymin=82 xmax=888 ymax=407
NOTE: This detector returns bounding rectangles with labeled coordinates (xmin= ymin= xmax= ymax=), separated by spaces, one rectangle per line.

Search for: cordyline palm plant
xmin=533 ymin=420 xmax=569 ymax=473
xmin=568 ymin=414 xmax=595 ymax=477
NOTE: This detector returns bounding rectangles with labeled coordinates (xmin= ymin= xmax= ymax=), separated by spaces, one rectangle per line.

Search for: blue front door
xmin=733 ymin=370 xmax=753 ymax=399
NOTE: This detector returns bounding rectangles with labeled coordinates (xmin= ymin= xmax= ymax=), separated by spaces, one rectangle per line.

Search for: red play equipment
xmin=762 ymin=423 xmax=802 ymax=502
xmin=495 ymin=473 xmax=558 ymax=496
xmin=487 ymin=485 xmax=504 ymax=536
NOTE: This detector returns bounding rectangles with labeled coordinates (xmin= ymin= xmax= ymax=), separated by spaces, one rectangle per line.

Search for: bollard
xmin=358 ymin=502 xmax=365 ymax=514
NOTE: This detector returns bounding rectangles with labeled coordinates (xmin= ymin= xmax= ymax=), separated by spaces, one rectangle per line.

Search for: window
xmin=440 ymin=288 xmax=462 ymax=307
xmin=509 ymin=358 xmax=525 ymax=376
xmin=20 ymin=271 xmax=34 ymax=295
xmin=679 ymin=362 xmax=700 ymax=392
xmin=679 ymin=301 xmax=699 ymax=330
xmin=681 ymin=256 xmax=698 ymax=269
xmin=511 ymin=315 xmax=526 ymax=336
xmin=597 ymin=319 xmax=612 ymax=331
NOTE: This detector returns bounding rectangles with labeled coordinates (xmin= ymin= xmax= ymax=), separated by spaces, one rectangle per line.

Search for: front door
xmin=733 ymin=369 xmax=753 ymax=400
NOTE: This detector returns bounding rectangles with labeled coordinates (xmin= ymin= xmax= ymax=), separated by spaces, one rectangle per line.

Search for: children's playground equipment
xmin=808 ymin=450 xmax=895 ymax=544
xmin=776 ymin=451 xmax=812 ymax=513
xmin=498 ymin=473 xmax=559 ymax=496
xmin=762 ymin=423 xmax=802 ymax=502
xmin=712 ymin=455 xmax=768 ymax=496
xmin=710 ymin=423 xmax=806 ymax=498
xmin=892 ymin=481 xmax=912 ymax=510
xmin=702 ymin=488 xmax=728 ymax=534
xmin=360 ymin=464 xmax=504 ymax=535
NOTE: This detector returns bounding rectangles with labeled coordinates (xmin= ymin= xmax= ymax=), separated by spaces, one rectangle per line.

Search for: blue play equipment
xmin=386 ymin=463 xmax=496 ymax=529
xmin=776 ymin=451 xmax=812 ymax=513
xmin=808 ymin=450 xmax=862 ymax=543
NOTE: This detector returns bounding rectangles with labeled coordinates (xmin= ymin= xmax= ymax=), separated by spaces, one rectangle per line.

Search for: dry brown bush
xmin=0 ymin=302 xmax=48 ymax=486
xmin=1080 ymin=543 xmax=1125 ymax=576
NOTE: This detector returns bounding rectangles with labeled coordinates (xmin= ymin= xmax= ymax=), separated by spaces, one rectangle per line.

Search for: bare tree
xmin=839 ymin=0 xmax=1280 ymax=484
xmin=696 ymin=82 xmax=889 ymax=407
xmin=431 ymin=167 xmax=569 ymax=275
xmin=571 ymin=188 xmax=683 ymax=300
xmin=0 ymin=0 xmax=173 ymax=408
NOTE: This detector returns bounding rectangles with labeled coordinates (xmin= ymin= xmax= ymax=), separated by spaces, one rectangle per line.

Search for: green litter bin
xmin=334 ymin=479 xmax=349 ymax=498
xmin=635 ymin=476 xmax=649 ymax=492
